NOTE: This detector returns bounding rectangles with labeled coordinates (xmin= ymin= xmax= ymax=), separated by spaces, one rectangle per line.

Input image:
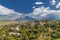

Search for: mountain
xmin=0 ymin=12 xmax=59 ymax=21
xmin=15 ymin=16 xmax=36 ymax=21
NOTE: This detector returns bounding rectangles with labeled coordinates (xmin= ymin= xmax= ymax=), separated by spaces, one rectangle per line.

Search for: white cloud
xmin=32 ymin=6 xmax=36 ymax=9
xmin=0 ymin=5 xmax=25 ymax=20
xmin=0 ymin=5 xmax=60 ymax=20
xmin=35 ymin=2 xmax=43 ymax=5
xmin=56 ymin=2 xmax=60 ymax=8
xmin=27 ymin=6 xmax=60 ymax=20
xmin=50 ymin=0 xmax=56 ymax=5
xmin=0 ymin=5 xmax=21 ymax=15
xmin=0 ymin=5 xmax=14 ymax=15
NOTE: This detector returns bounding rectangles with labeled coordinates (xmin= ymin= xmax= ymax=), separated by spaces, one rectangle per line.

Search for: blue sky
xmin=0 ymin=0 xmax=60 ymax=14
xmin=0 ymin=0 xmax=34 ymax=13
xmin=0 ymin=0 xmax=60 ymax=20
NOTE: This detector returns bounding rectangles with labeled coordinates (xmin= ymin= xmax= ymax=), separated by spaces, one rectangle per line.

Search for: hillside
xmin=0 ymin=20 xmax=60 ymax=40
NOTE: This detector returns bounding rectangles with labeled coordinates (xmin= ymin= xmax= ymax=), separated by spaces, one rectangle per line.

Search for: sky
xmin=0 ymin=0 xmax=34 ymax=13
xmin=0 ymin=0 xmax=60 ymax=13
xmin=0 ymin=0 xmax=60 ymax=20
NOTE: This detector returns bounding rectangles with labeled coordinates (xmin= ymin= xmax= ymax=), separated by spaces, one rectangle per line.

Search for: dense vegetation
xmin=0 ymin=20 xmax=60 ymax=40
